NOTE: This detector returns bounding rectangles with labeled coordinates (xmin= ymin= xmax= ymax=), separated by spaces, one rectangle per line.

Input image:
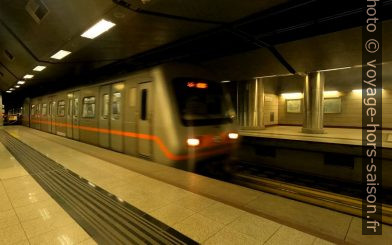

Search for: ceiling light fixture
xmin=6 ymin=90 xmax=11 ymax=93
xmin=50 ymin=50 xmax=71 ymax=60
xmin=15 ymin=85 xmax=20 ymax=88
xmin=318 ymin=66 xmax=351 ymax=72
xmin=17 ymin=81 xmax=25 ymax=85
xmin=33 ymin=65 xmax=46 ymax=71
xmin=353 ymin=88 xmax=385 ymax=94
xmin=323 ymin=91 xmax=341 ymax=98
xmin=281 ymin=92 xmax=303 ymax=99
xmin=9 ymin=88 xmax=15 ymax=91
xmin=23 ymin=74 xmax=34 ymax=79
xmin=81 ymin=19 xmax=116 ymax=39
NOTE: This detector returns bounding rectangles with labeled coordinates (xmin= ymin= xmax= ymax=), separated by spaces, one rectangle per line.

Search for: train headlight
xmin=187 ymin=138 xmax=200 ymax=146
xmin=228 ymin=133 xmax=239 ymax=139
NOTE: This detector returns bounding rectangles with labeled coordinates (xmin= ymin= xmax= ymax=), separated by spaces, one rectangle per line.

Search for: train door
xmin=137 ymin=82 xmax=152 ymax=157
xmin=66 ymin=93 xmax=73 ymax=138
xmin=110 ymin=83 xmax=124 ymax=152
xmin=99 ymin=85 xmax=110 ymax=148
xmin=72 ymin=91 xmax=80 ymax=140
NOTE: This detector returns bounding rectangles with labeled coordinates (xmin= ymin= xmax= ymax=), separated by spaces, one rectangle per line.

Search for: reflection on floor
xmin=0 ymin=126 xmax=391 ymax=244
xmin=240 ymin=125 xmax=392 ymax=148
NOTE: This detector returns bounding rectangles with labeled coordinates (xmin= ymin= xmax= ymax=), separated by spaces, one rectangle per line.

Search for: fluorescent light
xmin=14 ymin=85 xmax=20 ymax=88
xmin=81 ymin=19 xmax=116 ymax=39
xmin=6 ymin=90 xmax=11 ymax=93
xmin=50 ymin=50 xmax=71 ymax=60
xmin=352 ymin=89 xmax=362 ymax=94
xmin=9 ymin=88 xmax=15 ymax=91
xmin=318 ymin=66 xmax=351 ymax=72
xmin=324 ymin=91 xmax=341 ymax=98
xmin=353 ymin=88 xmax=384 ymax=94
xmin=17 ymin=81 xmax=25 ymax=85
xmin=33 ymin=66 xmax=46 ymax=71
xmin=221 ymin=80 xmax=231 ymax=83
xmin=187 ymin=138 xmax=200 ymax=146
xmin=281 ymin=92 xmax=303 ymax=99
xmin=23 ymin=74 xmax=34 ymax=79
xmin=228 ymin=133 xmax=239 ymax=139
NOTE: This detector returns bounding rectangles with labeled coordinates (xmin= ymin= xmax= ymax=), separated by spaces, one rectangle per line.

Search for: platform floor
xmin=0 ymin=126 xmax=391 ymax=244
xmin=240 ymin=125 xmax=392 ymax=148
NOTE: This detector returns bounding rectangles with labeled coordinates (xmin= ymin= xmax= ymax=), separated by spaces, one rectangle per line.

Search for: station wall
xmin=270 ymin=85 xmax=392 ymax=129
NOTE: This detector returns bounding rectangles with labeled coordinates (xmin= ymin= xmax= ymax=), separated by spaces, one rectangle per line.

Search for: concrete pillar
xmin=0 ymin=92 xmax=3 ymax=126
xmin=247 ymin=78 xmax=265 ymax=129
xmin=302 ymin=72 xmax=325 ymax=134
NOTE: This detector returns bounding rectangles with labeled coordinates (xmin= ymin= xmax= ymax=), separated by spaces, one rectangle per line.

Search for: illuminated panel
xmin=33 ymin=66 xmax=46 ymax=71
xmin=187 ymin=82 xmax=195 ymax=88
xmin=23 ymin=74 xmax=34 ymax=79
xmin=324 ymin=91 xmax=341 ymax=98
xmin=51 ymin=50 xmax=71 ymax=60
xmin=81 ymin=19 xmax=116 ymax=39
xmin=196 ymin=82 xmax=208 ymax=89
xmin=187 ymin=81 xmax=208 ymax=89
xmin=281 ymin=92 xmax=303 ymax=99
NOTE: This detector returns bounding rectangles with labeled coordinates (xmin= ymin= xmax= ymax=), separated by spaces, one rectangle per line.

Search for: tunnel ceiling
xmin=1 ymin=0 xmax=392 ymax=100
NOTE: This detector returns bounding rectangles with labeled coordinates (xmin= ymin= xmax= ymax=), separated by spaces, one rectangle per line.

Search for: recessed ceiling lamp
xmin=23 ymin=74 xmax=34 ymax=79
xmin=6 ymin=90 xmax=11 ymax=93
xmin=50 ymin=50 xmax=71 ymax=60
xmin=33 ymin=65 xmax=46 ymax=71
xmin=15 ymin=85 xmax=20 ymax=88
xmin=81 ymin=19 xmax=116 ymax=39
xmin=9 ymin=88 xmax=15 ymax=91
xmin=17 ymin=81 xmax=25 ymax=85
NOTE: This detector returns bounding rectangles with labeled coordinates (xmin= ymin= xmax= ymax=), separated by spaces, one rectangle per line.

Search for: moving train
xmin=22 ymin=63 xmax=238 ymax=169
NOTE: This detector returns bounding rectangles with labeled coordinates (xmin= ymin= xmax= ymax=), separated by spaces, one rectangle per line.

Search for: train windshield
xmin=173 ymin=78 xmax=234 ymax=126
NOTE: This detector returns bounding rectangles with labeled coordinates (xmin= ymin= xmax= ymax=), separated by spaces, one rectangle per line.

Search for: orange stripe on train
xmin=30 ymin=119 xmax=233 ymax=161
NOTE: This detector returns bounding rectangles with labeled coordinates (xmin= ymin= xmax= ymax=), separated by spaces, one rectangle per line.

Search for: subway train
xmin=21 ymin=63 xmax=239 ymax=170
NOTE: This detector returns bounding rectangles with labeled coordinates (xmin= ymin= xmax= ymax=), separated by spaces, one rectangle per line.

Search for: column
xmin=302 ymin=72 xmax=325 ymax=134
xmin=247 ymin=78 xmax=265 ymax=129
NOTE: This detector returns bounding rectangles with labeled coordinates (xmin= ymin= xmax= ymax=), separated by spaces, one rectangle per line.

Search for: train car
xmin=22 ymin=63 xmax=238 ymax=170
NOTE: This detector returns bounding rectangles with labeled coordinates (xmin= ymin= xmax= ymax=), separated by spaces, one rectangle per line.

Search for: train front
xmin=171 ymin=78 xmax=239 ymax=170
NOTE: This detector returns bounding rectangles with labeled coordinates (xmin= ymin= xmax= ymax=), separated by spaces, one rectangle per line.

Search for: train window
xmin=57 ymin=101 xmax=65 ymax=117
xmin=31 ymin=105 xmax=35 ymax=116
xmin=42 ymin=104 xmax=47 ymax=116
xmin=74 ymin=98 xmax=79 ymax=116
xmin=141 ymin=89 xmax=147 ymax=120
xmin=51 ymin=102 xmax=56 ymax=116
xmin=112 ymin=92 xmax=121 ymax=119
xmin=82 ymin=97 xmax=96 ymax=118
xmin=129 ymin=88 xmax=136 ymax=107
xmin=173 ymin=78 xmax=233 ymax=126
xmin=37 ymin=104 xmax=41 ymax=115
xmin=48 ymin=103 xmax=51 ymax=115
xmin=68 ymin=100 xmax=72 ymax=116
xmin=102 ymin=94 xmax=109 ymax=118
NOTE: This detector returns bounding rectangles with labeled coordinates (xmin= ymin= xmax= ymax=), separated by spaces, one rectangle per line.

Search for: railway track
xmin=198 ymin=160 xmax=392 ymax=225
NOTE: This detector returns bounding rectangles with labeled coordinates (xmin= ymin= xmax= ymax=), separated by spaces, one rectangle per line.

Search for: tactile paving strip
xmin=0 ymin=130 xmax=197 ymax=245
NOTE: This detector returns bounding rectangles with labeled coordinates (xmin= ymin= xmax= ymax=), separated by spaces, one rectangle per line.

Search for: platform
xmin=0 ymin=126 xmax=391 ymax=244
xmin=240 ymin=126 xmax=392 ymax=148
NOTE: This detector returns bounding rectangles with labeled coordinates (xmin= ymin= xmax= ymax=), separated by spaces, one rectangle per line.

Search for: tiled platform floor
xmin=0 ymin=139 xmax=95 ymax=245
xmin=1 ymin=126 xmax=391 ymax=244
xmin=240 ymin=125 xmax=392 ymax=148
